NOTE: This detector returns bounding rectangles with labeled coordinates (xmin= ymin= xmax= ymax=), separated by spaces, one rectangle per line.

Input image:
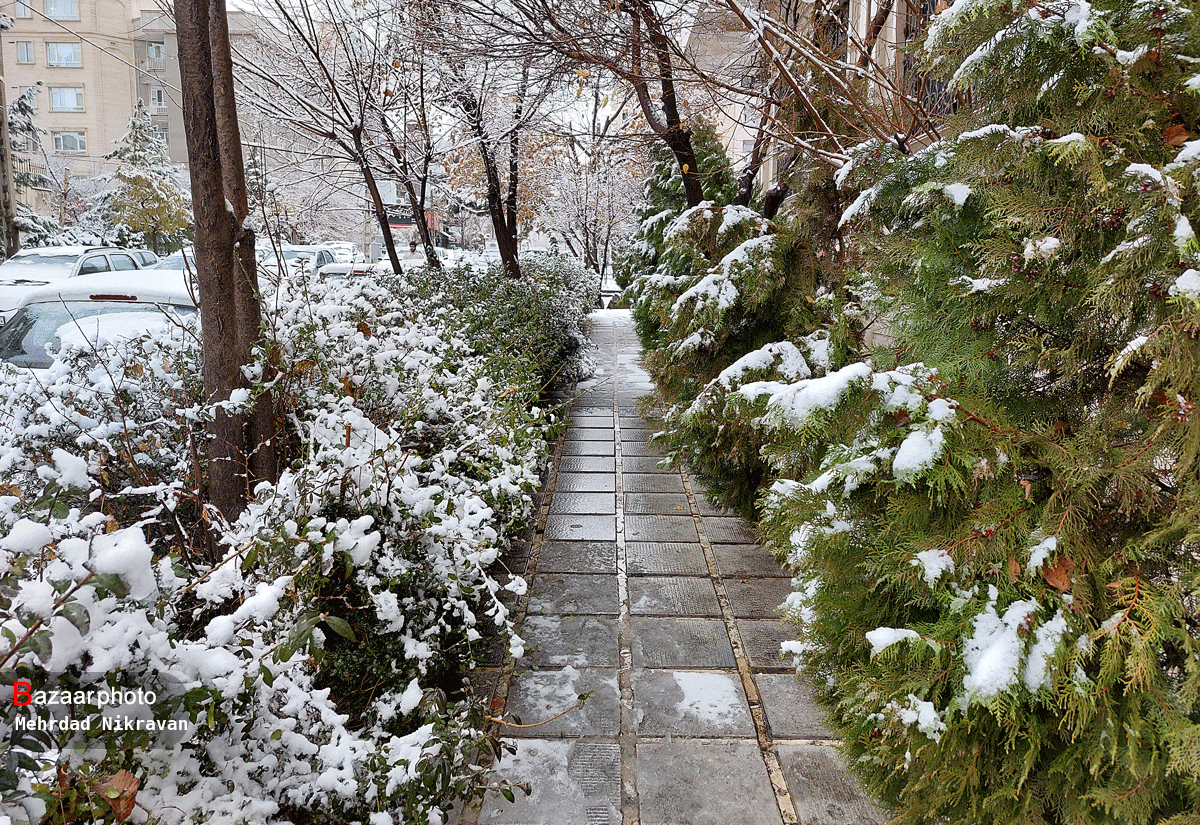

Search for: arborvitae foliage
xmin=749 ymin=2 xmax=1200 ymax=823
xmin=105 ymin=101 xmax=190 ymax=253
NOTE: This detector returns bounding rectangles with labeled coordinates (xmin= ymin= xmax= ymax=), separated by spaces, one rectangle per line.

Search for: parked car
xmin=0 ymin=246 xmax=152 ymax=327
xmin=129 ymin=249 xmax=160 ymax=268
xmin=0 ymin=271 xmax=197 ymax=370
xmin=326 ymin=242 xmax=365 ymax=264
xmin=259 ymin=244 xmax=339 ymax=280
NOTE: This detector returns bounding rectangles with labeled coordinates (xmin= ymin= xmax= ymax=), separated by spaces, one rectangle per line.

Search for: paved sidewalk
xmin=466 ymin=310 xmax=882 ymax=825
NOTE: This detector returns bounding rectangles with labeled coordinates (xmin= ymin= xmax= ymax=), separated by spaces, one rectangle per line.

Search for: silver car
xmin=0 ymin=246 xmax=151 ymax=326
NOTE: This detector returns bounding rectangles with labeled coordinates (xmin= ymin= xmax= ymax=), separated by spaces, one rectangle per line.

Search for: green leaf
xmin=501 ymin=787 xmax=515 ymax=803
xmin=323 ymin=615 xmax=356 ymax=642
xmin=60 ymin=602 xmax=90 ymax=635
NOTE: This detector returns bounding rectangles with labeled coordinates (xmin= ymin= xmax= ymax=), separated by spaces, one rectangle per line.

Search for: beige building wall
xmin=3 ymin=0 xmax=140 ymax=183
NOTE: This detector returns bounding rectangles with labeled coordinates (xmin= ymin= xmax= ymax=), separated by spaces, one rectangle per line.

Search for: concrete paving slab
xmin=775 ymin=744 xmax=886 ymax=825
xmin=558 ymin=456 xmax=616 ymax=473
xmin=757 ymin=674 xmax=836 ymax=740
xmin=573 ymin=395 xmax=614 ymax=408
xmin=713 ymin=543 xmax=789 ymax=578
xmin=520 ymin=614 xmax=619 ymax=667
xmin=636 ymin=740 xmax=782 ymax=825
xmin=623 ymin=492 xmax=690 ymax=515
xmin=543 ymin=515 xmax=617 ymax=542
xmin=624 ymin=456 xmax=673 ymax=474
xmin=623 ymin=473 xmax=685 ymax=493
xmin=723 ymin=578 xmax=794 ymax=619
xmin=536 ymin=540 xmax=616 ymax=574
xmin=633 ymin=670 xmax=754 ymax=736
xmin=621 ymin=428 xmax=651 ymax=442
xmin=629 ymin=576 xmax=720 ymax=617
xmin=622 ymin=441 xmax=666 ymax=457
xmin=556 ymin=473 xmax=615 ymax=493
xmin=627 ymin=542 xmax=709 ymax=576
xmin=478 ymin=739 xmax=620 ymax=825
xmin=504 ymin=667 xmax=620 ymax=736
xmin=549 ymin=492 xmax=617 ymax=515
xmin=528 ymin=574 xmax=618 ymax=616
xmin=569 ymin=416 xmax=613 ymax=428
xmin=625 ymin=515 xmax=700 ymax=543
xmin=695 ymin=496 xmax=736 ymax=517
xmin=630 ymin=618 xmax=735 ymax=668
xmin=701 ymin=516 xmax=758 ymax=544
xmin=737 ymin=620 xmax=798 ymax=671
xmin=566 ymin=427 xmax=616 ymax=442
xmin=563 ymin=440 xmax=616 ymax=456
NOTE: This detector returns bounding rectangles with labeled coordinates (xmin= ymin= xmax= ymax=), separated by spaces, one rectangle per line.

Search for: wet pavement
xmin=460 ymin=309 xmax=883 ymax=825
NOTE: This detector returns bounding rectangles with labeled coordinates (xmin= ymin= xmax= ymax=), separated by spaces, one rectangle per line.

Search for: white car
xmin=0 ymin=246 xmax=153 ymax=327
xmin=0 ymin=271 xmax=197 ymax=370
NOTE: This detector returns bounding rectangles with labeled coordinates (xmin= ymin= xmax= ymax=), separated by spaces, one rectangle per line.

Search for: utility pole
xmin=0 ymin=13 xmax=20 ymax=258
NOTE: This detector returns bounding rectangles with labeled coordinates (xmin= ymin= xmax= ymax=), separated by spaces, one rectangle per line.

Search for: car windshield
xmin=0 ymin=254 xmax=77 ymax=281
xmin=0 ymin=300 xmax=196 ymax=369
xmin=155 ymin=252 xmax=192 ymax=270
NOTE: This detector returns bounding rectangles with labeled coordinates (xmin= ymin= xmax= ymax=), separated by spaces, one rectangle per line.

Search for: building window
xmin=149 ymin=86 xmax=167 ymax=114
xmin=15 ymin=1 xmax=32 ymax=18
xmin=18 ymin=86 xmax=40 ymax=111
xmin=742 ymin=139 xmax=756 ymax=157
xmin=44 ymin=0 xmax=80 ymax=20
xmin=46 ymin=43 xmax=83 ymax=67
xmin=16 ymin=42 xmax=34 ymax=64
xmin=151 ymin=124 xmax=169 ymax=147
xmin=147 ymin=42 xmax=166 ymax=59
xmin=49 ymin=87 xmax=84 ymax=112
xmin=52 ymin=131 xmax=87 ymax=154
xmin=23 ymin=135 xmax=39 ymax=153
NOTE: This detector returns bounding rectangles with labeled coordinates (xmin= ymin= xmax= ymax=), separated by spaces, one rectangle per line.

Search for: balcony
xmin=140 ymin=57 xmax=166 ymax=72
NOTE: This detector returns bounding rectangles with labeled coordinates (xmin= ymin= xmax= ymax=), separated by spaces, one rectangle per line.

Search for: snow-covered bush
xmin=0 ymin=260 xmax=592 ymax=823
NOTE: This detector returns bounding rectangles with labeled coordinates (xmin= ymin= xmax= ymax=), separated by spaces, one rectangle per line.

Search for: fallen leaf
xmin=1164 ymin=123 xmax=1190 ymax=147
xmin=1019 ymin=479 xmax=1032 ymax=500
xmin=1040 ymin=556 xmax=1074 ymax=591
xmin=1007 ymin=554 xmax=1020 ymax=582
xmin=95 ymin=771 xmax=139 ymax=823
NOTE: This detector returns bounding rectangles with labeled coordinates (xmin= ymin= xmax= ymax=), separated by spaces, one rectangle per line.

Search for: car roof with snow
xmin=15 ymin=270 xmax=198 ymax=309
xmin=9 ymin=246 xmax=127 ymax=258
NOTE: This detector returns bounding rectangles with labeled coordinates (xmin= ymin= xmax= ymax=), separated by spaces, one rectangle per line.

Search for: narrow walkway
xmin=468 ymin=311 xmax=882 ymax=825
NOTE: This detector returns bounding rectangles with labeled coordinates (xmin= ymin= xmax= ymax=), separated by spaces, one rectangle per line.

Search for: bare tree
xmin=177 ymin=0 xmax=277 ymax=529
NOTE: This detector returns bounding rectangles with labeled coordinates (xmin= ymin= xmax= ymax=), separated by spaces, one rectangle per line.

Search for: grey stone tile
xmin=695 ymin=495 xmax=735 ymax=517
xmin=776 ymin=744 xmax=886 ymax=825
xmin=537 ymin=540 xmax=616 ymax=574
xmin=549 ymin=492 xmax=617 ymax=515
xmin=559 ymin=456 xmax=616 ymax=473
xmin=625 ymin=515 xmax=699 ymax=543
xmin=713 ymin=544 xmax=788 ymax=578
xmin=563 ymin=440 xmax=616 ymax=457
xmin=623 ymin=492 xmax=690 ymax=515
xmin=624 ymin=456 xmax=673 ymax=474
xmin=623 ymin=473 xmax=685 ymax=493
xmin=757 ymin=674 xmax=835 ymax=740
xmin=633 ymin=670 xmax=754 ymax=736
xmin=636 ymin=740 xmax=783 ymax=825
xmin=544 ymin=515 xmax=617 ymax=542
xmin=528 ymin=574 xmax=618 ymax=615
xmin=504 ymin=667 xmax=620 ymax=736
xmin=701 ymin=516 xmax=758 ymax=544
xmin=723 ymin=578 xmax=794 ymax=619
xmin=566 ymin=427 xmax=615 ymax=442
xmin=621 ymin=441 xmax=666 ymax=457
xmin=570 ymin=416 xmax=613 ymax=428
xmin=478 ymin=739 xmax=620 ymax=825
xmin=570 ymin=405 xmax=613 ymax=417
xmin=737 ymin=620 xmax=797 ymax=672
xmin=627 ymin=542 xmax=709 ymax=576
xmin=621 ymin=427 xmax=651 ymax=442
xmin=556 ymin=473 xmax=615 ymax=493
xmin=520 ymin=614 xmax=619 ymax=667
xmin=631 ymin=618 xmax=735 ymax=668
xmin=629 ymin=576 xmax=719 ymax=617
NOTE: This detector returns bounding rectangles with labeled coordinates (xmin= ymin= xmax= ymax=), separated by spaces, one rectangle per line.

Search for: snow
xmin=89 ymin=527 xmax=156 ymax=600
xmin=739 ymin=362 xmax=874 ymax=430
xmin=1023 ymin=237 xmax=1061 ymax=260
xmin=1022 ymin=610 xmax=1068 ymax=692
xmin=959 ymin=275 xmax=1005 ymax=293
xmin=839 ymin=185 xmax=877 ymax=226
xmin=1027 ymin=535 xmax=1059 ymax=572
xmin=892 ymin=425 xmax=946 ymax=481
xmin=943 ymin=183 xmax=972 ymax=208
xmin=1115 ymin=45 xmax=1147 ymax=66
xmin=887 ymin=694 xmax=947 ymax=742
xmin=927 ymin=398 xmax=956 ymax=422
xmin=672 ymin=671 xmax=743 ymax=725
xmin=912 ymin=547 xmax=955 ymax=588
xmin=1048 ymin=132 xmax=1087 ymax=145
xmin=1174 ymin=216 xmax=1195 ymax=251
xmin=961 ymin=596 xmax=1039 ymax=701
xmin=51 ymin=448 xmax=91 ymax=490
xmin=1 ymin=518 xmax=53 ymax=553
xmin=866 ymin=627 xmax=921 ymax=657
xmin=1170 ymin=268 xmax=1200 ymax=299
xmin=712 ymin=341 xmax=811 ymax=389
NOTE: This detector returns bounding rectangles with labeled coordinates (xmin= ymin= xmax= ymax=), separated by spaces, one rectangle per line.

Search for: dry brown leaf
xmin=1019 ymin=479 xmax=1032 ymax=500
xmin=356 ymin=321 xmax=372 ymax=339
xmin=96 ymin=770 xmax=139 ymax=823
xmin=1007 ymin=554 xmax=1021 ymax=583
xmin=1040 ymin=556 xmax=1074 ymax=591
xmin=105 ymin=517 xmax=120 ymax=534
xmin=1164 ymin=123 xmax=1190 ymax=147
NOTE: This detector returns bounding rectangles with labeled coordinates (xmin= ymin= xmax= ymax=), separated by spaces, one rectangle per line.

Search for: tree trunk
xmin=177 ymin=0 xmax=247 ymax=529
xmin=209 ymin=0 xmax=278 ymax=489
xmin=354 ymin=127 xmax=403 ymax=273
xmin=454 ymin=82 xmax=521 ymax=278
